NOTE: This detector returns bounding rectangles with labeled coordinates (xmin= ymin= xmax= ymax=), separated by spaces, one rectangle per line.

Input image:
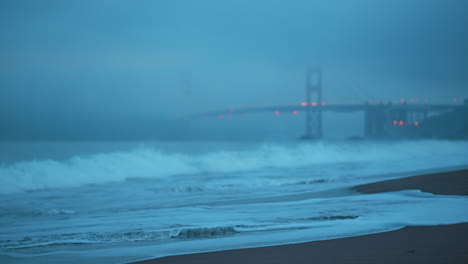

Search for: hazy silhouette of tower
xmin=302 ymin=69 xmax=323 ymax=139
xmin=178 ymin=75 xmax=192 ymax=139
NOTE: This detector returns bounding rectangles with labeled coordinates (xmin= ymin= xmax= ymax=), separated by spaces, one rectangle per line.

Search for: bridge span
xmin=187 ymin=103 xmax=462 ymax=117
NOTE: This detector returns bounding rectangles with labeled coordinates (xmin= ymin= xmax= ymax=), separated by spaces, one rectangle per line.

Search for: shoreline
xmin=131 ymin=224 xmax=468 ymax=264
xmin=130 ymin=169 xmax=468 ymax=264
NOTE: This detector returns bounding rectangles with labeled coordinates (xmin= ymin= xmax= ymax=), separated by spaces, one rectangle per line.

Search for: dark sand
xmin=130 ymin=169 xmax=468 ymax=264
xmin=353 ymin=169 xmax=468 ymax=196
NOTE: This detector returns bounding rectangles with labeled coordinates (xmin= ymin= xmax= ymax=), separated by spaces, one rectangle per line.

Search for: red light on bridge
xmin=227 ymin=113 xmax=233 ymax=117
xmin=393 ymin=120 xmax=398 ymax=126
xmin=401 ymin=98 xmax=406 ymax=104
xmin=311 ymin=102 xmax=317 ymax=107
xmin=414 ymin=121 xmax=419 ymax=127
xmin=292 ymin=110 xmax=298 ymax=115
xmin=274 ymin=110 xmax=281 ymax=115
xmin=241 ymin=113 xmax=246 ymax=117
xmin=399 ymin=120 xmax=404 ymax=126
xmin=415 ymin=98 xmax=419 ymax=102
xmin=321 ymin=102 xmax=326 ymax=106
xmin=453 ymin=98 xmax=457 ymax=103
xmin=301 ymin=102 xmax=308 ymax=107
xmin=424 ymin=98 xmax=429 ymax=102
xmin=218 ymin=115 xmax=223 ymax=119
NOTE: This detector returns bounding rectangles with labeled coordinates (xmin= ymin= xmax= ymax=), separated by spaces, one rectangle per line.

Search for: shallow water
xmin=1 ymin=140 xmax=468 ymax=263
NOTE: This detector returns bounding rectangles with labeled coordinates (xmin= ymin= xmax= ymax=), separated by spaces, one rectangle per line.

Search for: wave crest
xmin=1 ymin=140 xmax=467 ymax=193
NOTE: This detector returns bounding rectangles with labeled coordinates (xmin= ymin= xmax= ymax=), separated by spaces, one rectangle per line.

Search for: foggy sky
xmin=1 ymin=0 xmax=467 ymax=140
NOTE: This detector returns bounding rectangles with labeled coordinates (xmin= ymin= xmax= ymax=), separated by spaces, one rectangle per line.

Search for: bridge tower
xmin=302 ymin=69 xmax=323 ymax=139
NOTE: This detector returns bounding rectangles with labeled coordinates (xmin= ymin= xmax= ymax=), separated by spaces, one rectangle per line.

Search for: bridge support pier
xmin=364 ymin=104 xmax=389 ymax=138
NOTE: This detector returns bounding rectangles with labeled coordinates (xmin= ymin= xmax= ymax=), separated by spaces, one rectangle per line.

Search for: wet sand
xmin=130 ymin=169 xmax=468 ymax=264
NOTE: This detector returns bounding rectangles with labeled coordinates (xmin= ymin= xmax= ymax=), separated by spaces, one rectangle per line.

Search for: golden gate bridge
xmin=181 ymin=70 xmax=466 ymax=139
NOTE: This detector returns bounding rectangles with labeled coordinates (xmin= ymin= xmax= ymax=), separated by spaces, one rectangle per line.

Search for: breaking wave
xmin=0 ymin=140 xmax=467 ymax=193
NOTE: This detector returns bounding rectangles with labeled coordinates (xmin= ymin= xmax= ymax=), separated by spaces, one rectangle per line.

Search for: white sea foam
xmin=4 ymin=190 xmax=467 ymax=261
xmin=0 ymin=140 xmax=467 ymax=193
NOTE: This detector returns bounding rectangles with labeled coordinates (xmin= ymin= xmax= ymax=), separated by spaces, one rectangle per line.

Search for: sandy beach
xmin=130 ymin=169 xmax=468 ymax=264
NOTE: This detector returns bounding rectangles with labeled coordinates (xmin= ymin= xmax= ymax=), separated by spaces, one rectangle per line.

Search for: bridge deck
xmin=187 ymin=104 xmax=462 ymax=119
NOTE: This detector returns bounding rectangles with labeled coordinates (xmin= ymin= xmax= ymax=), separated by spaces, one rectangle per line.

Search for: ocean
xmin=1 ymin=140 xmax=468 ymax=263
